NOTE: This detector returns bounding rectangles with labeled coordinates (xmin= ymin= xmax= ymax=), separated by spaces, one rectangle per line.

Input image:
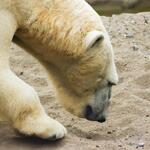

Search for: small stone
xmin=146 ymin=114 xmax=149 ymax=117
xmin=133 ymin=45 xmax=139 ymax=51
xmin=131 ymin=20 xmax=135 ymax=24
xmin=86 ymin=135 xmax=92 ymax=139
xmin=125 ymin=33 xmax=134 ymax=38
xmin=144 ymin=17 xmax=148 ymax=24
xmin=107 ymin=131 xmax=112 ymax=134
xmin=136 ymin=142 xmax=144 ymax=149
xmin=118 ymin=145 xmax=123 ymax=147
xmin=20 ymin=71 xmax=24 ymax=75
xmin=96 ymin=145 xmax=99 ymax=148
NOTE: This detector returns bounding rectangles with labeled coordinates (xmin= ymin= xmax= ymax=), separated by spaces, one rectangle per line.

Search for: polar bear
xmin=0 ymin=0 xmax=118 ymax=140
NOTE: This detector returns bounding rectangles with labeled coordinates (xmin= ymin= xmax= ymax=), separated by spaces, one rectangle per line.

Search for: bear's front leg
xmin=0 ymin=10 xmax=66 ymax=140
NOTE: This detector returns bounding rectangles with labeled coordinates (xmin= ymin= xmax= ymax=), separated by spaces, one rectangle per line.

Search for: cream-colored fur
xmin=0 ymin=0 xmax=118 ymax=140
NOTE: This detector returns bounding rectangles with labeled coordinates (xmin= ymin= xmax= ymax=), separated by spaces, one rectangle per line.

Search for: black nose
xmin=98 ymin=116 xmax=106 ymax=123
xmin=84 ymin=105 xmax=106 ymax=123
xmin=85 ymin=105 xmax=93 ymax=119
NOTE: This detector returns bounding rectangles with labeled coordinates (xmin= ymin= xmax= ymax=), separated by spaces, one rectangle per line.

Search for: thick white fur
xmin=0 ymin=1 xmax=67 ymax=140
xmin=0 ymin=0 xmax=118 ymax=140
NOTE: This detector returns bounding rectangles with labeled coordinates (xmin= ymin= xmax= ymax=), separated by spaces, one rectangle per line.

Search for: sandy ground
xmin=0 ymin=12 xmax=150 ymax=150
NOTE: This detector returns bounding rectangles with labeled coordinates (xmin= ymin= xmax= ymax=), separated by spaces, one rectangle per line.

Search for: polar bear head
xmin=40 ymin=0 xmax=118 ymax=122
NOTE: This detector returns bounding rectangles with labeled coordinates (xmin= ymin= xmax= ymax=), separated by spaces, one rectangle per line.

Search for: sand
xmin=0 ymin=12 xmax=150 ymax=150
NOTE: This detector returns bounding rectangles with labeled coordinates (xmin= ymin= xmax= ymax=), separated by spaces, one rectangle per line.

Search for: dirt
xmin=0 ymin=12 xmax=150 ymax=150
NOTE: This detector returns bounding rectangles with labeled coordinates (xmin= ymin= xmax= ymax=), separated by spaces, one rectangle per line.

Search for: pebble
xmin=86 ymin=135 xmax=92 ymax=139
xmin=118 ymin=145 xmax=123 ymax=147
xmin=107 ymin=131 xmax=112 ymax=134
xmin=125 ymin=33 xmax=134 ymax=38
xmin=136 ymin=142 xmax=144 ymax=149
xmin=20 ymin=71 xmax=24 ymax=75
xmin=133 ymin=45 xmax=139 ymax=51
xmin=144 ymin=17 xmax=148 ymax=24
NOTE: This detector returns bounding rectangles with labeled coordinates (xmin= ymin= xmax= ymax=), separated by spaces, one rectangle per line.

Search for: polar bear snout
xmin=84 ymin=104 xmax=107 ymax=123
xmin=84 ymin=85 xmax=112 ymax=122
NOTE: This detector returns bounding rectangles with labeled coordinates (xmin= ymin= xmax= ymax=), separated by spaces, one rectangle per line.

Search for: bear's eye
xmin=108 ymin=81 xmax=116 ymax=87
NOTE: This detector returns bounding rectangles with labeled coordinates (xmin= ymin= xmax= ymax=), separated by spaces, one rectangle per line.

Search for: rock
xmin=133 ymin=45 xmax=139 ymax=51
xmin=124 ymin=33 xmax=134 ymax=38
xmin=136 ymin=142 xmax=144 ymax=149
xmin=19 ymin=71 xmax=24 ymax=75
xmin=107 ymin=131 xmax=112 ymax=134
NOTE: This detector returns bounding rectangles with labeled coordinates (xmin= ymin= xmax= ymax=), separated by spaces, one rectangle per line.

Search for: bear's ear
xmin=85 ymin=30 xmax=104 ymax=50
